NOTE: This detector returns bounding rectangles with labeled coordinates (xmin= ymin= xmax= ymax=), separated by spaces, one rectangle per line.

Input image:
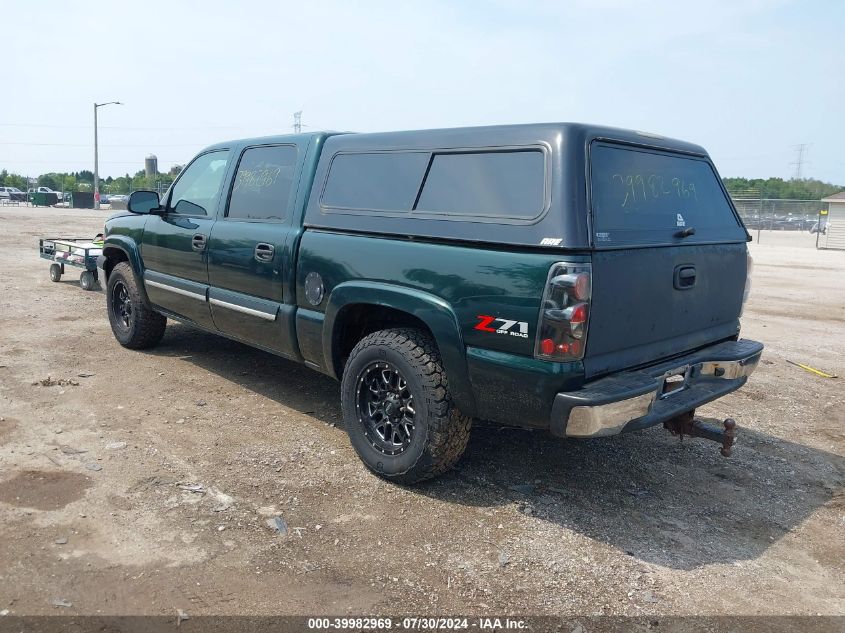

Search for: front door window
xmin=168 ymin=151 xmax=230 ymax=216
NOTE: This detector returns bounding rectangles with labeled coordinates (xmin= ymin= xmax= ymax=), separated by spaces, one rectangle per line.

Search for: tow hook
xmin=664 ymin=411 xmax=737 ymax=457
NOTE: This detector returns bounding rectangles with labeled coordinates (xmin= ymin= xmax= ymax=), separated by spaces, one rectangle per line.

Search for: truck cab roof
xmin=201 ymin=131 xmax=343 ymax=153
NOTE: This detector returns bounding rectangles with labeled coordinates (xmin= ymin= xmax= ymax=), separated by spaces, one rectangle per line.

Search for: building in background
xmin=818 ymin=192 xmax=845 ymax=250
xmin=144 ymin=154 xmax=158 ymax=179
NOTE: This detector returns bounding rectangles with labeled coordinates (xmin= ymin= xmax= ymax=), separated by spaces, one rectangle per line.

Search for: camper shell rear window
xmin=590 ymin=142 xmax=747 ymax=246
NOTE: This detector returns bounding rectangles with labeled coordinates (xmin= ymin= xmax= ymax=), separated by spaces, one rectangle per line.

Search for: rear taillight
xmin=535 ymin=262 xmax=591 ymax=361
xmin=741 ymin=252 xmax=753 ymax=317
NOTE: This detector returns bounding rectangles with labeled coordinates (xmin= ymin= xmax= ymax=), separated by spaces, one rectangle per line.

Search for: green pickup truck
xmin=99 ymin=123 xmax=763 ymax=483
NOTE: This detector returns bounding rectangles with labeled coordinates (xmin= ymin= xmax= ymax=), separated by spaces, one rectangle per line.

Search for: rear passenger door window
xmin=227 ymin=145 xmax=298 ymax=221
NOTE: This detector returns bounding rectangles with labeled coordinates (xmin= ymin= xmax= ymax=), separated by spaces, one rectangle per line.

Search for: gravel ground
xmin=0 ymin=207 xmax=842 ymax=617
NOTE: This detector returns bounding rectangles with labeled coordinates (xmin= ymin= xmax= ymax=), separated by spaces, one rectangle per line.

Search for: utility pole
xmin=790 ymin=143 xmax=809 ymax=180
xmin=93 ymin=101 xmax=122 ymax=209
xmin=293 ymin=111 xmax=302 ymax=134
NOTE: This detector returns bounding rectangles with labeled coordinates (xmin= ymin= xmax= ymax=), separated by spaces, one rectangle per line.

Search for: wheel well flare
xmin=332 ymin=304 xmax=433 ymax=376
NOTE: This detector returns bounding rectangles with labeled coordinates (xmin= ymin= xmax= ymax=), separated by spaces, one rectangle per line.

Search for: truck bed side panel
xmin=296 ymin=230 xmax=587 ymax=425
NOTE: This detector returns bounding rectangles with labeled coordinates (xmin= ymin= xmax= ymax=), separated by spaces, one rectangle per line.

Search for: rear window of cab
xmin=590 ymin=142 xmax=747 ymax=246
xmin=320 ymin=148 xmax=548 ymax=222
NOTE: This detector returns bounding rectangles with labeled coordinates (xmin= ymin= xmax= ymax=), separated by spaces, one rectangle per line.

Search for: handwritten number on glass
xmin=233 ymin=165 xmax=282 ymax=192
xmin=611 ymin=173 xmax=698 ymax=208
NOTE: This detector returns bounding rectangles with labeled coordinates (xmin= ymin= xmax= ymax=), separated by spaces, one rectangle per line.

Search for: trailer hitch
xmin=664 ymin=411 xmax=737 ymax=457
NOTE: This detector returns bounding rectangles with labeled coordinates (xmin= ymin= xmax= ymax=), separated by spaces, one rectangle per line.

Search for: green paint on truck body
xmin=295 ymin=231 xmax=590 ymax=423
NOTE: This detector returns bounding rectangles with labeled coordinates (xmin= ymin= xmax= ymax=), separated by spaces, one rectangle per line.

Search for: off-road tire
xmin=49 ymin=263 xmax=62 ymax=282
xmin=106 ymin=262 xmax=166 ymax=349
xmin=341 ymin=328 xmax=472 ymax=484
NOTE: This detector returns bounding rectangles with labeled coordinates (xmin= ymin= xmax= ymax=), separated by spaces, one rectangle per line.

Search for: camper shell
xmin=303 ymin=123 xmax=749 ymax=249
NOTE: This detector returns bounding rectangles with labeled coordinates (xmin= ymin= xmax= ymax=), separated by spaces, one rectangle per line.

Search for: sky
xmin=2 ymin=0 xmax=843 ymax=183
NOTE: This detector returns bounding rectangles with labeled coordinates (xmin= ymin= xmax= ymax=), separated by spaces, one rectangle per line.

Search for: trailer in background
xmin=39 ymin=237 xmax=102 ymax=290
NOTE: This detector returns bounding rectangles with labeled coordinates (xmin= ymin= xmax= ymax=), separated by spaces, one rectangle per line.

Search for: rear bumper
xmin=550 ymin=339 xmax=763 ymax=438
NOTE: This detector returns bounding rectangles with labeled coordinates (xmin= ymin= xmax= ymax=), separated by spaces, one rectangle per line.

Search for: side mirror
xmin=127 ymin=190 xmax=161 ymax=214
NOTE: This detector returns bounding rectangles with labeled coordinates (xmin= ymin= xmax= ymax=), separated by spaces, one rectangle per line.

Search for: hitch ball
xmin=720 ymin=418 xmax=737 ymax=457
xmin=664 ymin=413 xmax=738 ymax=457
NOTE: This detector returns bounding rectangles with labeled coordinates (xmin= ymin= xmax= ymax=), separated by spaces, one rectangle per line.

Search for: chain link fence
xmin=730 ymin=192 xmax=827 ymax=235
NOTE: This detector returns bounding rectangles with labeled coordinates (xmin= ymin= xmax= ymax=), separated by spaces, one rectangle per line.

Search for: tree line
xmin=0 ymin=165 xmax=183 ymax=195
xmin=721 ymin=177 xmax=842 ymax=200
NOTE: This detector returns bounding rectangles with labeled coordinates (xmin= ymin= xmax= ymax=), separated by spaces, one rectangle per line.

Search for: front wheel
xmin=106 ymin=262 xmax=166 ymax=349
xmin=340 ymin=328 xmax=472 ymax=484
xmin=49 ymin=263 xmax=62 ymax=282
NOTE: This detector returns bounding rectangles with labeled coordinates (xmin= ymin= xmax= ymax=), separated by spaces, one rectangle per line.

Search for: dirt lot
xmin=0 ymin=207 xmax=842 ymax=617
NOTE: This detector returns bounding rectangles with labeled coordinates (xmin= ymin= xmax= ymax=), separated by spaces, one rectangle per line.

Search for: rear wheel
xmin=340 ymin=328 xmax=472 ymax=484
xmin=106 ymin=262 xmax=166 ymax=349
xmin=49 ymin=263 xmax=62 ymax=282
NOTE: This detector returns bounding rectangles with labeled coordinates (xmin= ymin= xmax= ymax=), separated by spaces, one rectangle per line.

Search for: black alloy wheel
xmin=111 ymin=280 xmax=133 ymax=331
xmin=356 ymin=361 xmax=416 ymax=456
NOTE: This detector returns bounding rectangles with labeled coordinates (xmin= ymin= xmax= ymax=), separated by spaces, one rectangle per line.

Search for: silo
xmin=144 ymin=154 xmax=158 ymax=179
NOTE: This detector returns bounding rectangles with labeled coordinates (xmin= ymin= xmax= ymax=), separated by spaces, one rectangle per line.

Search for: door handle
xmin=192 ymin=233 xmax=207 ymax=252
xmin=254 ymin=242 xmax=275 ymax=262
xmin=674 ymin=265 xmax=696 ymax=290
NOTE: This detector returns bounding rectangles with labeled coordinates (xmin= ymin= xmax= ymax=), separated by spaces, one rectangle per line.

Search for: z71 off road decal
xmin=475 ymin=315 xmax=529 ymax=338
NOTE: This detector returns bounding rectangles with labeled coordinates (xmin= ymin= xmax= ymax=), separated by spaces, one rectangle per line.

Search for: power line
xmin=790 ymin=143 xmax=810 ymax=179
xmin=292 ymin=111 xmax=313 ymax=133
